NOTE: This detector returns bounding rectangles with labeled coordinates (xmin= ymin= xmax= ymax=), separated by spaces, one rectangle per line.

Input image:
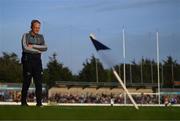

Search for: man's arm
xmin=32 ymin=35 xmax=48 ymax=52
xmin=22 ymin=33 xmax=42 ymax=54
xmin=32 ymin=44 xmax=48 ymax=51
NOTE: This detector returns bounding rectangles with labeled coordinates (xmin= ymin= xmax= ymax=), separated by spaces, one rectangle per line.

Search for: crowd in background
xmin=49 ymin=93 xmax=159 ymax=104
xmin=0 ymin=90 xmax=47 ymax=102
xmin=0 ymin=90 xmax=180 ymax=104
xmin=49 ymin=93 xmax=180 ymax=104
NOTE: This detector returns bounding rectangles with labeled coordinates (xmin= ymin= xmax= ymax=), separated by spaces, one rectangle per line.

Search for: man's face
xmin=32 ymin=22 xmax=41 ymax=34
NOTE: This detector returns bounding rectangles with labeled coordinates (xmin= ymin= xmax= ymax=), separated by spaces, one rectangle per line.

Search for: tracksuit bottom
xmin=21 ymin=52 xmax=43 ymax=105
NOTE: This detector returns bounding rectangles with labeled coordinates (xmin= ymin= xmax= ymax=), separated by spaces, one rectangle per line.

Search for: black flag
xmin=89 ymin=34 xmax=110 ymax=51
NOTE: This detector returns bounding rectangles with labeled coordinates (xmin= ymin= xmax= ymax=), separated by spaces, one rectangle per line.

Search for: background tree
xmin=43 ymin=53 xmax=73 ymax=88
xmin=0 ymin=52 xmax=22 ymax=83
xmin=163 ymin=56 xmax=177 ymax=87
xmin=78 ymin=55 xmax=107 ymax=82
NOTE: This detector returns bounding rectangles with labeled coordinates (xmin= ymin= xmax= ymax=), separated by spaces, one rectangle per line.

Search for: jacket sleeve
xmin=32 ymin=35 xmax=48 ymax=52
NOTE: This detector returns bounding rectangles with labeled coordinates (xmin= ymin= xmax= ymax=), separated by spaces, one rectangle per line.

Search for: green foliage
xmin=78 ymin=55 xmax=107 ymax=82
xmin=0 ymin=52 xmax=22 ymax=83
xmin=43 ymin=53 xmax=73 ymax=88
xmin=163 ymin=56 xmax=179 ymax=87
xmin=0 ymin=51 xmax=180 ymax=88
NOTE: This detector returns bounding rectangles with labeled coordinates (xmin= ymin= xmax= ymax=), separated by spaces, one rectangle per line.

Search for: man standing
xmin=21 ymin=20 xmax=47 ymax=106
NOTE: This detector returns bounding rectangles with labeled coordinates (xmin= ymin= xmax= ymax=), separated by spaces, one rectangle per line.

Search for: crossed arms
xmin=22 ymin=33 xmax=48 ymax=54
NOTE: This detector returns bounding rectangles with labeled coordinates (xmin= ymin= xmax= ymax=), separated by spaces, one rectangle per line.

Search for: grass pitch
xmin=0 ymin=105 xmax=180 ymax=120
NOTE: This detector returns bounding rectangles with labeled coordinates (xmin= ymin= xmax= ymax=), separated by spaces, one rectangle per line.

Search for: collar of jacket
xmin=29 ymin=30 xmax=39 ymax=38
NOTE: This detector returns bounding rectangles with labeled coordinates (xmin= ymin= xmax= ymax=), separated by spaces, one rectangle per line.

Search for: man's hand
xmin=27 ymin=44 xmax=33 ymax=48
xmin=37 ymin=50 xmax=42 ymax=54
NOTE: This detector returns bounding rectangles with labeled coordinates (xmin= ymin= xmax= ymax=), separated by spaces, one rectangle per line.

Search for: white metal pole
xmin=156 ymin=31 xmax=161 ymax=105
xmin=119 ymin=64 xmax=121 ymax=76
xmin=130 ymin=64 xmax=132 ymax=84
xmin=161 ymin=65 xmax=164 ymax=86
xmin=96 ymin=29 xmax=101 ymax=83
xmin=151 ymin=61 xmax=154 ymax=83
xmin=122 ymin=27 xmax=126 ymax=104
xmin=95 ymin=57 xmax=99 ymax=83
xmin=171 ymin=63 xmax=174 ymax=83
xmin=141 ymin=58 xmax=143 ymax=84
xmin=112 ymin=68 xmax=139 ymax=110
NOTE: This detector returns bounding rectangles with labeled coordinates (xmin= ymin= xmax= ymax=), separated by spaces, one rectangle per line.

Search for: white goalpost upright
xmin=122 ymin=27 xmax=127 ymax=104
xmin=156 ymin=31 xmax=161 ymax=105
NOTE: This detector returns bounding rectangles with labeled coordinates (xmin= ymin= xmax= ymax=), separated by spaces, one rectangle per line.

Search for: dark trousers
xmin=21 ymin=52 xmax=43 ymax=105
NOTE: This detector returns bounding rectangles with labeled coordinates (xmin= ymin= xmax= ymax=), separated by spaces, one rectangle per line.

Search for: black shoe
xmin=21 ymin=103 xmax=29 ymax=106
xmin=36 ymin=103 xmax=43 ymax=107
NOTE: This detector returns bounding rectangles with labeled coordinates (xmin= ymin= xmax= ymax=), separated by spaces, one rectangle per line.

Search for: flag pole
xmin=112 ymin=67 xmax=139 ymax=109
xmin=95 ymin=57 xmax=99 ymax=83
xmin=89 ymin=33 xmax=139 ymax=110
